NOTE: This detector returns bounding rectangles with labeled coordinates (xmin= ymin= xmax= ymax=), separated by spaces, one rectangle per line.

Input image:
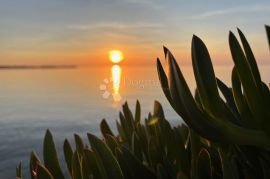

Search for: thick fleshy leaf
xmin=104 ymin=134 xmax=119 ymax=155
xmin=162 ymin=46 xmax=270 ymax=147
xmin=135 ymin=100 xmax=141 ymax=125
xmin=131 ymin=132 xmax=143 ymax=161
xmin=74 ymin=134 xmax=84 ymax=156
xmin=197 ymin=148 xmax=212 ymax=179
xmin=216 ymin=78 xmax=241 ymax=125
xmin=266 ymin=25 xmax=270 ymax=49
xmin=162 ymin=48 xmax=223 ymax=141
xmin=36 ymin=163 xmax=54 ymax=179
xmin=43 ymin=130 xmax=65 ymax=179
xmin=63 ymin=139 xmax=73 ymax=177
xmin=116 ymin=147 xmax=156 ymax=179
xmin=83 ymin=149 xmax=107 ymax=179
xmin=122 ymin=102 xmax=135 ymax=126
xmin=218 ymin=147 xmax=239 ymax=179
xmin=156 ymin=58 xmax=174 ymax=107
xmin=148 ymin=137 xmax=162 ymax=167
xmin=116 ymin=120 xmax=126 ymax=142
xmin=72 ymin=151 xmax=82 ymax=179
xmin=87 ymin=133 xmax=124 ymax=179
xmin=173 ymin=127 xmax=190 ymax=176
xmin=190 ymin=130 xmax=202 ymax=179
xmin=30 ymin=151 xmax=41 ymax=179
xmin=191 ymin=35 xmax=222 ymax=116
xmin=16 ymin=162 xmax=22 ymax=179
xmin=153 ymin=100 xmax=165 ymax=119
xmin=100 ymin=119 xmax=114 ymax=137
xmin=115 ymin=148 xmax=135 ymax=179
xmin=216 ymin=78 xmax=239 ymax=116
xmin=229 ymin=32 xmax=269 ymax=127
xmin=163 ymin=47 xmax=190 ymax=119
xmin=119 ymin=111 xmax=133 ymax=145
xmin=237 ymin=28 xmax=262 ymax=89
xmin=231 ymin=67 xmax=258 ymax=128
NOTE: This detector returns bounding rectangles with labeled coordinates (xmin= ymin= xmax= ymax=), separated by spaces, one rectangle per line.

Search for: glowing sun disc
xmin=109 ymin=50 xmax=124 ymax=63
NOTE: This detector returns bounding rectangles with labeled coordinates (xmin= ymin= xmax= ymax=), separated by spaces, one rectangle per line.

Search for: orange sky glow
xmin=0 ymin=1 xmax=269 ymax=66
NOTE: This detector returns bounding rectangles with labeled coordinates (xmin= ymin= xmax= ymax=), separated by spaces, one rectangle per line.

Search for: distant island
xmin=0 ymin=65 xmax=78 ymax=70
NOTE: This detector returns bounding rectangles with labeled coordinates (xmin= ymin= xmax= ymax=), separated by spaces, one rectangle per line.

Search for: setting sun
xmin=109 ymin=50 xmax=124 ymax=63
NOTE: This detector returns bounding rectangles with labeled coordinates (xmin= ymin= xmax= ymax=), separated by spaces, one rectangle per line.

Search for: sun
xmin=109 ymin=50 xmax=124 ymax=63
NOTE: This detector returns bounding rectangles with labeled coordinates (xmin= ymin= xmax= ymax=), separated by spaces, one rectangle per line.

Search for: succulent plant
xmin=157 ymin=27 xmax=270 ymax=148
xmin=17 ymin=26 xmax=270 ymax=179
xmin=17 ymin=101 xmax=194 ymax=179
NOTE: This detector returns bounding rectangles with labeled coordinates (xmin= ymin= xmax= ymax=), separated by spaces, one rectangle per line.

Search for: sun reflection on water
xmin=111 ymin=65 xmax=122 ymax=102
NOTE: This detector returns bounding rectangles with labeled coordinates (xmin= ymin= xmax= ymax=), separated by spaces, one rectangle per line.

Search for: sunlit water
xmin=0 ymin=65 xmax=269 ymax=178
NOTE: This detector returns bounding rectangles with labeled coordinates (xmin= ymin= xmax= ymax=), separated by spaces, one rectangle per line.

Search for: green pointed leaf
xmin=153 ymin=100 xmax=165 ymax=119
xmin=116 ymin=147 xmax=156 ymax=179
xmin=173 ymin=127 xmax=190 ymax=176
xmin=216 ymin=78 xmax=239 ymax=116
xmin=63 ymin=139 xmax=73 ymax=177
xmin=131 ymin=132 xmax=143 ymax=161
xmin=160 ymin=45 xmax=270 ymax=147
xmin=115 ymin=148 xmax=137 ymax=179
xmin=119 ymin=111 xmax=132 ymax=145
xmin=148 ymin=137 xmax=162 ymax=167
xmin=231 ymin=67 xmax=258 ymax=128
xmin=135 ymin=100 xmax=141 ymax=125
xmin=122 ymin=102 xmax=135 ymax=126
xmin=116 ymin=120 xmax=126 ymax=142
xmin=156 ymin=58 xmax=174 ymax=107
xmin=265 ymin=25 xmax=270 ymax=49
xmin=162 ymin=48 xmax=223 ymax=141
xmin=218 ymin=147 xmax=239 ymax=179
xmin=16 ymin=162 xmax=22 ymax=179
xmin=74 ymin=134 xmax=84 ymax=156
xmin=83 ymin=149 xmax=107 ymax=179
xmin=237 ymin=28 xmax=262 ymax=89
xmin=229 ymin=32 xmax=269 ymax=127
xmin=197 ymin=148 xmax=212 ymax=179
xmin=72 ymin=151 xmax=82 ymax=179
xmin=191 ymin=35 xmax=223 ymax=116
xmin=36 ymin=163 xmax=54 ymax=179
xmin=100 ymin=119 xmax=114 ymax=138
xmin=104 ymin=134 xmax=119 ymax=155
xmin=190 ymin=130 xmax=202 ymax=179
xmin=43 ymin=130 xmax=65 ymax=179
xmin=30 ymin=151 xmax=41 ymax=179
xmin=87 ymin=133 xmax=124 ymax=179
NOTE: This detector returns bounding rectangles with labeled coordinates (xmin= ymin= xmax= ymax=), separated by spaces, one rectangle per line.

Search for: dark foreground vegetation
xmin=16 ymin=26 xmax=270 ymax=179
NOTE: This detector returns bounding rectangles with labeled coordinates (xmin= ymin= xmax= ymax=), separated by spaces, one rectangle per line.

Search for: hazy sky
xmin=0 ymin=0 xmax=269 ymax=66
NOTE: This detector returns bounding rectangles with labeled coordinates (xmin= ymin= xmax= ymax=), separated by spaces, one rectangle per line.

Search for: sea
xmin=0 ymin=64 xmax=269 ymax=178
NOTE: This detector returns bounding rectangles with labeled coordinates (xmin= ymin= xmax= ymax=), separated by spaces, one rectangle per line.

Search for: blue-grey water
xmin=0 ymin=65 xmax=269 ymax=178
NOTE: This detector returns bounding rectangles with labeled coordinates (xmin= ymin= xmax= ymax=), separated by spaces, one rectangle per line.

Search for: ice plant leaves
xmin=191 ymin=35 xmax=222 ymax=117
xmin=229 ymin=32 xmax=270 ymax=134
xmin=87 ymin=133 xmax=124 ymax=179
xmin=266 ymin=25 xmax=270 ymax=49
xmin=43 ymin=130 xmax=65 ymax=179
xmin=19 ymin=25 xmax=270 ymax=179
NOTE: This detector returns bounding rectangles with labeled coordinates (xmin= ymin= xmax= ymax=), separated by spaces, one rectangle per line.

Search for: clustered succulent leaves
xmin=17 ymin=26 xmax=270 ymax=179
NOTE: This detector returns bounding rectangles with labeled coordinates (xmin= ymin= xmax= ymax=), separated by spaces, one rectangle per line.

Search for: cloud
xmin=67 ymin=22 xmax=164 ymax=31
xmin=124 ymin=0 xmax=163 ymax=9
xmin=188 ymin=4 xmax=270 ymax=20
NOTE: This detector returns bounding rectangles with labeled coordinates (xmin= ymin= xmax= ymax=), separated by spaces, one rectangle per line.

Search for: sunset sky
xmin=0 ymin=0 xmax=269 ymax=66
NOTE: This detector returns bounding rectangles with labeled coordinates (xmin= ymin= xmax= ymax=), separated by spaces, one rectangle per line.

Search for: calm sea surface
xmin=0 ymin=65 xmax=269 ymax=178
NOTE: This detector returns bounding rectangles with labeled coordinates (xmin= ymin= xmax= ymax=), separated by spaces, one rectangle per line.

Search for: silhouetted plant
xmin=17 ymin=26 xmax=270 ymax=179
